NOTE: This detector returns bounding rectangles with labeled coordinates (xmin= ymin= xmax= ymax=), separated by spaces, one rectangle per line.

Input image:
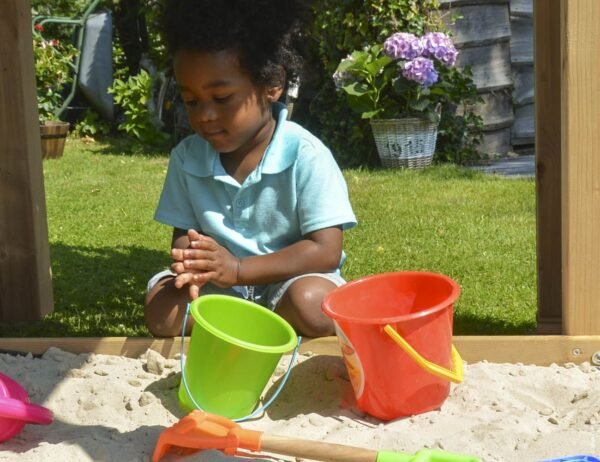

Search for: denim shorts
xmin=147 ymin=269 xmax=346 ymax=311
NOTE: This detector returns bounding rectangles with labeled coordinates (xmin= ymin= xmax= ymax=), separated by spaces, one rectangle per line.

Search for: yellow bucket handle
xmin=383 ymin=324 xmax=464 ymax=384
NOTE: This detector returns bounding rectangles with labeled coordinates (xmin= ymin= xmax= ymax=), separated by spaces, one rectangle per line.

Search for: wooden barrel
xmin=40 ymin=121 xmax=70 ymax=160
xmin=440 ymin=0 xmax=514 ymax=158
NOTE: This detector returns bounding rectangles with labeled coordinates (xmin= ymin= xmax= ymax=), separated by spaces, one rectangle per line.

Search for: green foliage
xmin=302 ymin=0 xmax=483 ymax=166
xmin=108 ymin=70 xmax=169 ymax=147
xmin=33 ymin=30 xmax=77 ymax=121
xmin=72 ymin=108 xmax=111 ymax=137
xmin=31 ymin=0 xmax=91 ymax=17
xmin=432 ymin=66 xmax=484 ymax=164
xmin=139 ymin=0 xmax=170 ymax=71
xmin=334 ymin=45 xmax=396 ymax=120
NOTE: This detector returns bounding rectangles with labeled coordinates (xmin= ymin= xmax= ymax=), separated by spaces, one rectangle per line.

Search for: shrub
xmin=108 ymin=70 xmax=169 ymax=147
xmin=33 ymin=28 xmax=77 ymax=122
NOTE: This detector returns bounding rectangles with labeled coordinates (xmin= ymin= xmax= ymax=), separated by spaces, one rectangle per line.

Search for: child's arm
xmin=235 ymin=226 xmax=343 ymax=285
xmin=176 ymin=226 xmax=343 ymax=288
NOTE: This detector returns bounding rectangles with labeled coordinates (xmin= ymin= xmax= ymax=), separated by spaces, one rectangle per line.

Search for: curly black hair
xmin=159 ymin=0 xmax=306 ymax=90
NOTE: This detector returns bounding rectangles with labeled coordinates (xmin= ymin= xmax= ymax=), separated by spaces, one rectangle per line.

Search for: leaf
xmin=409 ymin=98 xmax=431 ymax=112
xmin=361 ymin=109 xmax=382 ymax=119
xmin=365 ymin=56 xmax=392 ymax=77
xmin=342 ymin=81 xmax=369 ymax=96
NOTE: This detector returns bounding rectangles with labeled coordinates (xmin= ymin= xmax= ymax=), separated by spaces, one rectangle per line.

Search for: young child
xmin=144 ymin=0 xmax=357 ymax=338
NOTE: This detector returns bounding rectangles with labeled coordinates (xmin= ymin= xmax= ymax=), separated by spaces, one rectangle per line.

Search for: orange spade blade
xmin=152 ymin=411 xmax=263 ymax=462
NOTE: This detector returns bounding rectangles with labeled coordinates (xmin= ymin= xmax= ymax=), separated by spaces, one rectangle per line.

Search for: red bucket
xmin=322 ymin=271 xmax=463 ymax=421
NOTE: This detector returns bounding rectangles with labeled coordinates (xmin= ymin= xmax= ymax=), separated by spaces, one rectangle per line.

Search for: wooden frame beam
xmin=534 ymin=0 xmax=562 ymax=334
xmin=0 ymin=0 xmax=54 ymax=321
xmin=1 ymin=336 xmax=599 ymax=366
xmin=560 ymin=0 xmax=600 ymax=335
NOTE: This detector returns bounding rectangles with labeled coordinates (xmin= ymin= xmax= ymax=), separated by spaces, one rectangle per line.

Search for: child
xmin=144 ymin=0 xmax=357 ymax=338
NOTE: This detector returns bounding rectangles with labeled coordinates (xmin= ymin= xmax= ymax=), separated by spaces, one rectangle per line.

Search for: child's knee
xmin=281 ymin=278 xmax=336 ymax=337
xmin=143 ymin=277 xmax=192 ymax=337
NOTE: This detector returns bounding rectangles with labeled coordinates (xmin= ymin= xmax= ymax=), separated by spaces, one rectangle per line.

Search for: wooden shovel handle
xmin=260 ymin=434 xmax=379 ymax=462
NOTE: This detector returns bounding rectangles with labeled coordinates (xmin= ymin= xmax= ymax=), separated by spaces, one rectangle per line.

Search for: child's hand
xmin=171 ymin=230 xmax=239 ymax=290
xmin=170 ymin=229 xmax=205 ymax=299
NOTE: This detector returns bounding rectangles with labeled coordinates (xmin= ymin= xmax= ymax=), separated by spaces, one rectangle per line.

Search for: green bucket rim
xmin=189 ymin=294 xmax=298 ymax=354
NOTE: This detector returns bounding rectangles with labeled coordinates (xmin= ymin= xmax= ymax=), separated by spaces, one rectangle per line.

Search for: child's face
xmin=174 ymin=49 xmax=283 ymax=155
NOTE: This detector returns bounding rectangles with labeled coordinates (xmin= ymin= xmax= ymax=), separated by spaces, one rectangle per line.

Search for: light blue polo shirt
xmin=154 ymin=103 xmax=357 ymax=270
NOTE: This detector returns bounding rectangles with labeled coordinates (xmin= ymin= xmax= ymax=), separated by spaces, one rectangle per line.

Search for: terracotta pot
xmin=40 ymin=120 xmax=70 ymax=160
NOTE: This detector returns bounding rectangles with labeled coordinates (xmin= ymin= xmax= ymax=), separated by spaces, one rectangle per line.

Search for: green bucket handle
xmin=179 ymin=302 xmax=301 ymax=422
xmin=383 ymin=324 xmax=464 ymax=384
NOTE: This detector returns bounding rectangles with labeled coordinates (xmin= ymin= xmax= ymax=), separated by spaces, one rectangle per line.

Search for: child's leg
xmin=274 ymin=275 xmax=340 ymax=338
xmin=144 ymin=274 xmax=193 ymax=337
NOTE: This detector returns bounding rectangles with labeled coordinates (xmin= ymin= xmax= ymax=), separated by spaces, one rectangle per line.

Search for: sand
xmin=0 ymin=347 xmax=598 ymax=462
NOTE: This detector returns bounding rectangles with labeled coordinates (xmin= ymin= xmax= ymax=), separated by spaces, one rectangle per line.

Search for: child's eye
xmin=214 ymin=94 xmax=233 ymax=103
xmin=183 ymin=100 xmax=198 ymax=108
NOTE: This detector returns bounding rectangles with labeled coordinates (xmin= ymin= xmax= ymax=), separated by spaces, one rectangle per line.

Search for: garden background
xmin=3 ymin=0 xmax=537 ymax=338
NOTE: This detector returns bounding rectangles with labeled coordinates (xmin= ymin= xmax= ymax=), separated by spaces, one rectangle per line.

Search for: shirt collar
xmin=260 ymin=102 xmax=299 ymax=174
xmin=181 ymin=102 xmax=296 ymax=178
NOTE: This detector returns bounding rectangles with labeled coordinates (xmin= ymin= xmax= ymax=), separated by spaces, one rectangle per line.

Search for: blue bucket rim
xmin=322 ymin=271 xmax=461 ymax=325
xmin=189 ymin=294 xmax=298 ymax=354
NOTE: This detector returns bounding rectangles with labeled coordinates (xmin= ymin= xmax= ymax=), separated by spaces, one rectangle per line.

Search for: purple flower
xmin=402 ymin=57 xmax=438 ymax=87
xmin=421 ymin=32 xmax=458 ymax=67
xmin=383 ymin=32 xmax=424 ymax=60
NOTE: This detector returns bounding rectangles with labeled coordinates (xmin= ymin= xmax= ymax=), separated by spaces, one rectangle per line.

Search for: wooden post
xmin=560 ymin=0 xmax=600 ymax=335
xmin=534 ymin=0 xmax=562 ymax=334
xmin=0 ymin=0 xmax=54 ymax=321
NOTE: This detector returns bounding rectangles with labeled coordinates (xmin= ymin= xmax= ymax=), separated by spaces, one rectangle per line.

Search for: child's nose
xmin=193 ymin=102 xmax=217 ymax=122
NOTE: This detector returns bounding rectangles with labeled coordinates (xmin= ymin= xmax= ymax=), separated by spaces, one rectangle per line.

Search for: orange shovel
xmin=152 ymin=411 xmax=481 ymax=462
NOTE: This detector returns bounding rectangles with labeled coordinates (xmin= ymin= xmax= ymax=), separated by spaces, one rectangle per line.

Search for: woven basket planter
xmin=370 ymin=117 xmax=439 ymax=169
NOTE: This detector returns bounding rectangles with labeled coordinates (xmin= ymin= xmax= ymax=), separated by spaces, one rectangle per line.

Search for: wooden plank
xmin=478 ymin=127 xmax=512 ymax=157
xmin=510 ymin=15 xmax=534 ymax=64
xmin=0 ymin=337 xmax=341 ymax=359
xmin=535 ymin=0 xmax=562 ymax=334
xmin=455 ymin=41 xmax=513 ymax=91
xmin=510 ymin=0 xmax=533 ymax=17
xmin=0 ymin=0 xmax=54 ymax=321
xmin=511 ymin=103 xmax=534 ymax=145
xmin=512 ymin=63 xmax=534 ymax=105
xmin=454 ymin=336 xmax=600 ymax=365
xmin=1 ymin=336 xmax=600 ymax=366
xmin=440 ymin=0 xmax=509 ymax=7
xmin=469 ymin=89 xmax=514 ymax=130
xmin=442 ymin=4 xmax=510 ymax=47
xmin=561 ymin=0 xmax=600 ymax=335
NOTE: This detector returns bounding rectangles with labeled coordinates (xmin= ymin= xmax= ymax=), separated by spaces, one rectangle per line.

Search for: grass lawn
xmin=0 ymin=137 xmax=537 ymax=337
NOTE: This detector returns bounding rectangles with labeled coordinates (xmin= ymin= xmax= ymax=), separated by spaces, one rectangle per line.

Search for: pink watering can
xmin=0 ymin=372 xmax=53 ymax=442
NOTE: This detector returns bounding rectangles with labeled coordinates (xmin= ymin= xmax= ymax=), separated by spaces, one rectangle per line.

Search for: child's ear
xmin=265 ymin=66 xmax=286 ymax=102
xmin=265 ymin=84 xmax=285 ymax=103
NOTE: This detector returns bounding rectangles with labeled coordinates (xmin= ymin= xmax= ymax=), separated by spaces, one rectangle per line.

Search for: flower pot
xmin=40 ymin=121 xmax=70 ymax=160
xmin=370 ymin=117 xmax=439 ymax=169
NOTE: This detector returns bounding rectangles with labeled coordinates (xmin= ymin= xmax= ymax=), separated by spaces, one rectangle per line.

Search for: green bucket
xmin=178 ymin=295 xmax=298 ymax=419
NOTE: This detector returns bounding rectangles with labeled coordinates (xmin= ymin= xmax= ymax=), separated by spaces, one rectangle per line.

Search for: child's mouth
xmin=203 ymin=130 xmax=225 ymax=139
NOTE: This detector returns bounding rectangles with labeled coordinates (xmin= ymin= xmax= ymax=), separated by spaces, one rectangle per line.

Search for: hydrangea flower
xmin=383 ymin=32 xmax=424 ymax=60
xmin=402 ymin=57 xmax=438 ymax=87
xmin=332 ymin=55 xmax=355 ymax=90
xmin=421 ymin=32 xmax=458 ymax=67
xmin=333 ymin=31 xmax=461 ymax=121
